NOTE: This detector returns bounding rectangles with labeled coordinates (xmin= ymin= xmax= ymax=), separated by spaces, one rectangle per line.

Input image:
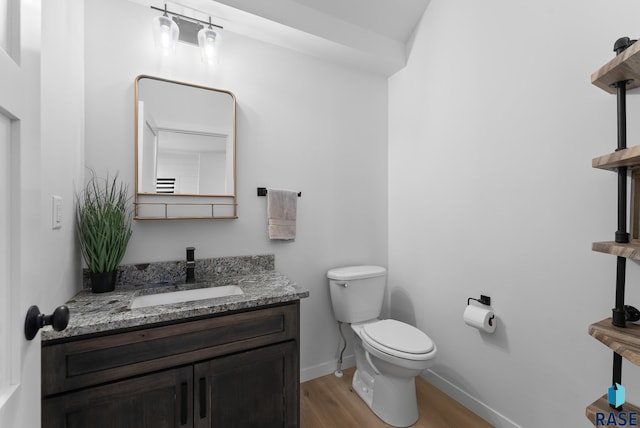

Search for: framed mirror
xmin=134 ymin=75 xmax=237 ymax=219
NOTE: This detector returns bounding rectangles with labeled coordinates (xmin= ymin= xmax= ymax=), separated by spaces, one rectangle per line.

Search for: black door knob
xmin=24 ymin=305 xmax=70 ymax=340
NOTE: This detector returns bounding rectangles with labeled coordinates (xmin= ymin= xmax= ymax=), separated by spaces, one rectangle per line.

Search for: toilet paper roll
xmin=463 ymin=304 xmax=496 ymax=333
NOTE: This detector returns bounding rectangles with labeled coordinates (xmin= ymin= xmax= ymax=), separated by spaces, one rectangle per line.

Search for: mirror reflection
xmin=134 ymin=75 xmax=237 ymax=220
xmin=136 ymin=76 xmax=235 ymax=196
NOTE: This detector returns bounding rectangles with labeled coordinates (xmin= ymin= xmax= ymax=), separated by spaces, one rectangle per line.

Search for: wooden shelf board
xmin=593 ymin=146 xmax=640 ymax=171
xmin=589 ymin=318 xmax=640 ymax=366
xmin=592 ymin=241 xmax=640 ymax=261
xmin=592 ymin=41 xmax=640 ymax=94
xmin=586 ymin=395 xmax=640 ymax=426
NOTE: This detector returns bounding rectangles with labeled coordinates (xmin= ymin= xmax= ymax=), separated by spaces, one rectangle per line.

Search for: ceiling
xmin=130 ymin=0 xmax=431 ymax=75
xmin=290 ymin=0 xmax=430 ymax=43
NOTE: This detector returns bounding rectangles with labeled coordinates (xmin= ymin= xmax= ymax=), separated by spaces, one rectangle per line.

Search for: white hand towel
xmin=267 ymin=188 xmax=298 ymax=240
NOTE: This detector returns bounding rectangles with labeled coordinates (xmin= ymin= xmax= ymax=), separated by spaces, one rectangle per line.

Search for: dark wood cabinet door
xmin=42 ymin=366 xmax=193 ymax=428
xmin=194 ymin=341 xmax=299 ymax=428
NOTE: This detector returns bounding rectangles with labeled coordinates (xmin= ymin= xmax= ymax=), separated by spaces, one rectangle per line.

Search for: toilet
xmin=327 ymin=265 xmax=436 ymax=427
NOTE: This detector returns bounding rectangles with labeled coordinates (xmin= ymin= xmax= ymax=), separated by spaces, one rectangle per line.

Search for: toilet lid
xmin=327 ymin=265 xmax=386 ymax=281
xmin=362 ymin=319 xmax=434 ymax=355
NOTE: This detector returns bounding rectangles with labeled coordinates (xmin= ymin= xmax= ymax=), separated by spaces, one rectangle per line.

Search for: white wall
xmin=389 ymin=1 xmax=640 ymax=427
xmin=84 ymin=0 xmax=388 ymax=379
xmin=40 ymin=1 xmax=84 ymax=311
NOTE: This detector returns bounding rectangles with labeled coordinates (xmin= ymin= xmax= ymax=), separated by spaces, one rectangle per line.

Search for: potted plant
xmin=76 ymin=170 xmax=133 ymax=293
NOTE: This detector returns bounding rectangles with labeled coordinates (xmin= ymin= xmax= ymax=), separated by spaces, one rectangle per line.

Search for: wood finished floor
xmin=300 ymin=368 xmax=494 ymax=428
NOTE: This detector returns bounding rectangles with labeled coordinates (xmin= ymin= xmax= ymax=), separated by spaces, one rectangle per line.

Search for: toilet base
xmin=352 ymin=368 xmax=419 ymax=428
xmin=352 ymin=368 xmax=374 ymax=408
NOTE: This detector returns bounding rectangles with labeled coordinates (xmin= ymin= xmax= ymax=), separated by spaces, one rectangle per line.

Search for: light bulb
xmin=153 ymin=14 xmax=179 ymax=56
xmin=198 ymin=27 xmax=217 ymax=64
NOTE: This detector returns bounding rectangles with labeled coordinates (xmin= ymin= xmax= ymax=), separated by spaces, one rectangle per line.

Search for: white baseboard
xmin=300 ymin=355 xmax=356 ymax=383
xmin=422 ymin=370 xmax=522 ymax=428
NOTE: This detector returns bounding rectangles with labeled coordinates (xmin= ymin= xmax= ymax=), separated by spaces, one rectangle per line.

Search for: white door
xmin=0 ymin=0 xmax=43 ymax=427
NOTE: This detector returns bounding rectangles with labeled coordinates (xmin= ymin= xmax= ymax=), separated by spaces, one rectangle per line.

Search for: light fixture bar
xmin=150 ymin=5 xmax=223 ymax=30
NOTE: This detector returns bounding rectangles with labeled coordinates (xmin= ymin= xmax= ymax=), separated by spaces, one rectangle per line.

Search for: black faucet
xmin=186 ymin=247 xmax=196 ymax=283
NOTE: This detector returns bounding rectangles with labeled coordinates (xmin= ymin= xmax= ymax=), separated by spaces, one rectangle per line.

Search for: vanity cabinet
xmin=42 ymin=301 xmax=299 ymax=428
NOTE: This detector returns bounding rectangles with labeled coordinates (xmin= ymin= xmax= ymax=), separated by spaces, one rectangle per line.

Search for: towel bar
xmin=257 ymin=187 xmax=301 ymax=197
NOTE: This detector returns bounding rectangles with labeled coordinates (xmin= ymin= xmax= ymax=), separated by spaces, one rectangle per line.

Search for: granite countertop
xmin=42 ymin=270 xmax=309 ymax=342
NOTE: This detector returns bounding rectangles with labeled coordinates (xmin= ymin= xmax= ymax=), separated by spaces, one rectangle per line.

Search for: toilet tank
xmin=327 ymin=265 xmax=387 ymax=323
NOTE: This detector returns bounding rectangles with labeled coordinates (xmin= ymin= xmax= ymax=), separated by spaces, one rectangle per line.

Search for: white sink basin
xmin=131 ymin=285 xmax=244 ymax=309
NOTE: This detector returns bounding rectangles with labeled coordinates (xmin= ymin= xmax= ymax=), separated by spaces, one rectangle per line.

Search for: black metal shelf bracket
xmin=612 ymin=75 xmax=630 ymax=331
xmin=609 ymin=36 xmax=637 ymax=394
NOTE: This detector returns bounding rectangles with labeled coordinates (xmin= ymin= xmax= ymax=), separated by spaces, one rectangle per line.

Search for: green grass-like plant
xmin=76 ymin=170 xmax=133 ymax=273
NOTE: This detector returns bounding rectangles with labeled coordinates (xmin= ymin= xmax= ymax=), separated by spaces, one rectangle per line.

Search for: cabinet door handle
xmin=180 ymin=382 xmax=188 ymax=425
xmin=199 ymin=377 xmax=207 ymax=419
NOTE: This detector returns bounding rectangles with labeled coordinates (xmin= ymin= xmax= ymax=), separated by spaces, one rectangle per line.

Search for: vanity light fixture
xmin=151 ymin=4 xmax=223 ymax=63
xmin=152 ymin=4 xmax=179 ymax=56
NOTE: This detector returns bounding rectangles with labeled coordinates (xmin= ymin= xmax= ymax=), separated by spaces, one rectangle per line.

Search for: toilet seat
xmin=361 ymin=319 xmax=434 ymax=361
